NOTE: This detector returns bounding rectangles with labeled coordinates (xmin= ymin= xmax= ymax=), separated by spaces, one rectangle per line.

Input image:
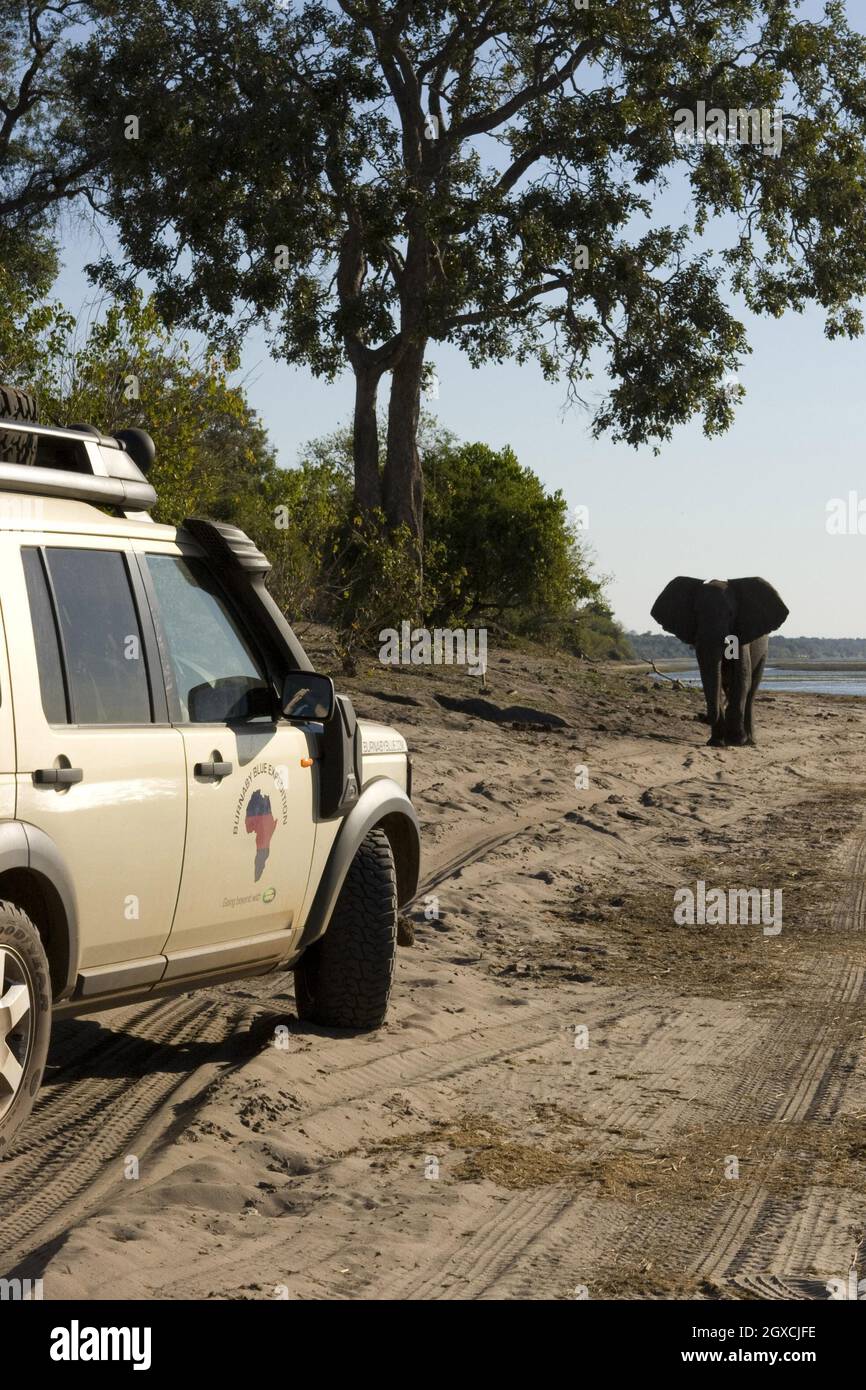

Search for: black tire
xmin=294 ymin=829 xmax=398 ymax=1030
xmin=0 ymin=381 xmax=39 ymax=466
xmin=0 ymin=383 xmax=38 ymax=423
xmin=0 ymin=901 xmax=51 ymax=1157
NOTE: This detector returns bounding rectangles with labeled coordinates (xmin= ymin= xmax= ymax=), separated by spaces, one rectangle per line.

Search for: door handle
xmin=194 ymin=760 xmax=233 ymax=780
xmin=33 ymin=767 xmax=83 ymax=786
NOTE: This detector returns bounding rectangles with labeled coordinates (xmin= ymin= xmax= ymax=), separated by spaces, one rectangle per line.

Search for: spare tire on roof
xmin=0 ymin=382 xmax=38 ymax=466
xmin=0 ymin=382 xmax=38 ymax=423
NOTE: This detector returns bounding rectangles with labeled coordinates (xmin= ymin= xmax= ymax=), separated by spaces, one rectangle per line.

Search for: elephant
xmin=650 ymin=577 xmax=789 ymax=747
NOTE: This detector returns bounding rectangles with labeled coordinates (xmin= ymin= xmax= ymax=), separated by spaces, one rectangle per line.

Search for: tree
xmin=9 ymin=269 xmax=621 ymax=650
xmin=0 ymin=0 xmax=113 ymax=373
xmin=293 ymin=413 xmax=607 ymax=640
xmin=67 ymin=1 xmax=866 ymax=554
xmin=0 ymin=1 xmax=108 ymax=264
xmin=0 ymin=247 xmax=71 ymax=385
xmin=26 ymin=289 xmax=278 ymax=525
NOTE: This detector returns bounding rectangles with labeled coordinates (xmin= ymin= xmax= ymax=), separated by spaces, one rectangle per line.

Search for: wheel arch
xmin=378 ymin=808 xmax=421 ymax=910
xmin=0 ymin=821 xmax=79 ymax=1000
xmin=297 ymin=778 xmax=420 ymax=952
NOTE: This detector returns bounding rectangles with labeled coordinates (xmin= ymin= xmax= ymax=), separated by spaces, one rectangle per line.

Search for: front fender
xmin=297 ymin=777 xmax=420 ymax=951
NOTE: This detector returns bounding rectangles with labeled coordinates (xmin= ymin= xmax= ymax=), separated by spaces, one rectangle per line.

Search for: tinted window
xmin=44 ymin=549 xmax=152 ymax=724
xmin=22 ymin=548 xmax=67 ymax=723
xmin=146 ymin=554 xmax=271 ymax=723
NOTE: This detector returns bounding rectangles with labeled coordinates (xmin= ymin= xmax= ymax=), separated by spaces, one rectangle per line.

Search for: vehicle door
xmin=136 ymin=542 xmax=317 ymax=964
xmin=10 ymin=539 xmax=187 ymax=973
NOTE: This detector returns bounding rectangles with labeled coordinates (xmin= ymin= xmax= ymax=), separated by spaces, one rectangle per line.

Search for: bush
xmin=267 ymin=424 xmax=625 ymax=665
xmin=562 ymin=603 xmax=635 ymax=660
xmin=424 ymin=439 xmax=593 ymax=624
xmin=235 ymin=456 xmax=353 ymax=623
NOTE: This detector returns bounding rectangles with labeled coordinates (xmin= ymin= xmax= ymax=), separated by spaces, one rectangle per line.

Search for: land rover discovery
xmin=0 ymin=387 xmax=419 ymax=1152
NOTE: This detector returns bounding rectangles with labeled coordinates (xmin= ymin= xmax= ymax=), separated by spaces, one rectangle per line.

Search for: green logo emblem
xmin=261 ymin=887 xmax=276 ymax=904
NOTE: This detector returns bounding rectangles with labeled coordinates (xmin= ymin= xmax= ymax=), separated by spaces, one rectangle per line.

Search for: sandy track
xmin=3 ymin=652 xmax=866 ymax=1299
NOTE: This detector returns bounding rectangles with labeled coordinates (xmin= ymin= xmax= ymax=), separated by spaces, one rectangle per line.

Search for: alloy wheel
xmin=0 ymin=946 xmax=33 ymax=1121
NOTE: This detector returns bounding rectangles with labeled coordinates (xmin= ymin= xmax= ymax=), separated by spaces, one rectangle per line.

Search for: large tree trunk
xmin=352 ymin=363 xmax=383 ymax=515
xmin=383 ymin=335 xmax=426 ymax=543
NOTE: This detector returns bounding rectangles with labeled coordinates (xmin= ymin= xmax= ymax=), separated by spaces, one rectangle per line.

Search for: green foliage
xmin=238 ymin=456 xmax=354 ymax=624
xmin=629 ymin=632 xmax=693 ymax=661
xmin=0 ymin=1 xmax=106 ymax=252
xmin=288 ymin=418 xmax=615 ymax=656
xmin=424 ymin=439 xmax=595 ymax=624
xmin=26 ymin=290 xmax=274 ymax=526
xmin=767 ymin=636 xmax=866 ymax=660
xmin=328 ymin=517 xmax=429 ymax=674
xmin=566 ymin=604 xmax=636 ymax=662
xmin=17 ymin=290 xmax=620 ymax=659
xmin=0 ymin=236 xmax=71 ymax=388
xmin=10 ymin=2 xmax=866 ymax=567
xmin=67 ymin=0 xmax=866 ymax=457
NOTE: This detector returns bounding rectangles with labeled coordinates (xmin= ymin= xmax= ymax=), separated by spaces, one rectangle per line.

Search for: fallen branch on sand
xmin=645 ymin=660 xmax=688 ymax=690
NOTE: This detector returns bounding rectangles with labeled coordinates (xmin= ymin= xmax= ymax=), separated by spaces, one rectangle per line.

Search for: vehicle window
xmin=0 ymin=431 xmax=90 ymax=472
xmin=21 ymin=548 xmax=67 ymax=723
xmin=145 ymin=554 xmax=272 ymax=723
xmin=42 ymin=548 xmax=152 ymax=724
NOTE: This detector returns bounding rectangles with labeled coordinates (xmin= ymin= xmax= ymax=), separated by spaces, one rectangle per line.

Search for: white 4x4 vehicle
xmin=0 ymin=388 xmax=419 ymax=1153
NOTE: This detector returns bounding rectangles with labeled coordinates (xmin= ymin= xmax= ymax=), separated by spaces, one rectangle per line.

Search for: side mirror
xmin=281 ymin=671 xmax=335 ymax=722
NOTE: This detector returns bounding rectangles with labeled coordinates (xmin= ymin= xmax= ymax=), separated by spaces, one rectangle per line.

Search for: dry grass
xmin=375 ymin=1106 xmax=866 ymax=1205
xmin=557 ymin=789 xmax=866 ymax=1000
xmin=583 ymin=1115 xmax=866 ymax=1207
xmin=376 ymin=1110 xmax=588 ymax=1190
xmin=588 ymin=1267 xmax=739 ymax=1301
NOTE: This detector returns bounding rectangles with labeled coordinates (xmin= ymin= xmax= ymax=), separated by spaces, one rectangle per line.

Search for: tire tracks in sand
xmin=4 ymin=705 xmax=866 ymax=1298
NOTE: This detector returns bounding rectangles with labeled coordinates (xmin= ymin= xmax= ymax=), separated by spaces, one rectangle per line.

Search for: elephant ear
xmin=729 ymin=578 xmax=789 ymax=644
xmin=650 ymin=576 xmax=703 ymax=646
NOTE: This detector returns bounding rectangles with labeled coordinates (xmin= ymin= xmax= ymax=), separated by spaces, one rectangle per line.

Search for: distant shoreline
xmin=625 ymin=658 xmax=866 ymax=674
xmin=767 ymin=660 xmax=866 ymax=671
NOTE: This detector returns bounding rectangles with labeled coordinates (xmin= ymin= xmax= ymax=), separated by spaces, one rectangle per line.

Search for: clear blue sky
xmin=53 ymin=180 xmax=866 ymax=643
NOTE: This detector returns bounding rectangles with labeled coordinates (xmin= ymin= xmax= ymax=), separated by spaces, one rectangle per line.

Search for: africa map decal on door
xmin=244 ymin=789 xmax=277 ymax=882
xmin=231 ymin=763 xmax=290 ymax=882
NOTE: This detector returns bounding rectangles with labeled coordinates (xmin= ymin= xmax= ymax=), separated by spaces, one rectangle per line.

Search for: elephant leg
xmin=721 ymin=648 xmax=750 ymax=746
xmin=744 ymin=638 xmax=768 ymax=745
xmin=696 ymin=648 xmax=726 ymax=745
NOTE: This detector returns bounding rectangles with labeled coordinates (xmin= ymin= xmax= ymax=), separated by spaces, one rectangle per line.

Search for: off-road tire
xmin=0 ymin=382 xmax=39 ymax=466
xmin=294 ymin=829 xmax=397 ymax=1030
xmin=0 ymin=902 xmax=51 ymax=1157
xmin=0 ymin=383 xmax=38 ymax=424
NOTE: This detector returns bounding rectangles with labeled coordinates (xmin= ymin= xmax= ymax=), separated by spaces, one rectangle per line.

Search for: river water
xmin=666 ymin=665 xmax=866 ymax=697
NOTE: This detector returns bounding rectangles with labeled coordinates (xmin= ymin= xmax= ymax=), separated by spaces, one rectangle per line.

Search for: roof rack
xmin=0 ymin=419 xmax=157 ymax=513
